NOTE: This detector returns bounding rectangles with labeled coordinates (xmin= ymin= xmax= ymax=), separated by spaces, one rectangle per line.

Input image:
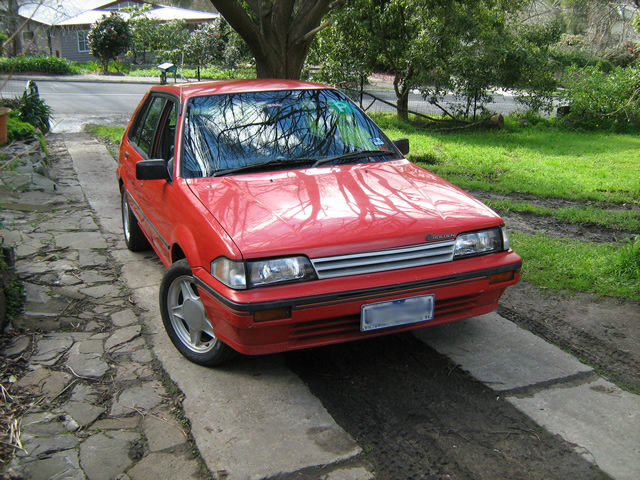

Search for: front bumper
xmin=194 ymin=251 xmax=522 ymax=355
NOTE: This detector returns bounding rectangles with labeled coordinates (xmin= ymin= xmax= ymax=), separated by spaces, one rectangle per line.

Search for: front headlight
xmin=453 ymin=227 xmax=506 ymax=258
xmin=211 ymin=256 xmax=317 ymax=289
xmin=247 ymin=256 xmax=317 ymax=288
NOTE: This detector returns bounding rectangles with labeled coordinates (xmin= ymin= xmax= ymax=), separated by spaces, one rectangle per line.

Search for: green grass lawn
xmin=374 ymin=115 xmax=640 ymax=204
xmin=88 ymin=118 xmax=640 ymax=300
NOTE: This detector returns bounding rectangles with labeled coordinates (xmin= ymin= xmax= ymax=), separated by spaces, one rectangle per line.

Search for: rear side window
xmin=129 ymin=96 xmax=168 ymax=158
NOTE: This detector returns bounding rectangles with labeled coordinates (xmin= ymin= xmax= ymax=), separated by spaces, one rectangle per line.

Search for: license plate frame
xmin=361 ymin=294 xmax=435 ymax=332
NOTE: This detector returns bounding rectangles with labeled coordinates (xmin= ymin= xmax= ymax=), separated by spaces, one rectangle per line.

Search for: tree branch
xmin=290 ymin=0 xmax=335 ymax=46
xmin=209 ymin=1 xmax=262 ymax=53
xmin=302 ymin=19 xmax=334 ymax=43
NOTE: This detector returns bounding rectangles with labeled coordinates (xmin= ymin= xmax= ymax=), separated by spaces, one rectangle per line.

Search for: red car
xmin=117 ymin=79 xmax=521 ymax=366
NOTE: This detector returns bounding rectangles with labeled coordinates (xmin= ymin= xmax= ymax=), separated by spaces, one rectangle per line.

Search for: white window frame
xmin=77 ymin=30 xmax=89 ymax=52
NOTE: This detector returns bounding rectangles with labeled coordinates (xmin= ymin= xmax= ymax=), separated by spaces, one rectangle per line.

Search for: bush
xmin=19 ymin=89 xmax=51 ymax=133
xmin=6 ymin=117 xmax=36 ymax=142
xmin=0 ymin=249 xmax=23 ymax=326
xmin=560 ymin=65 xmax=640 ymax=131
xmin=550 ymin=35 xmax=620 ymax=74
xmin=88 ymin=12 xmax=131 ymax=74
xmin=0 ymin=55 xmax=73 ymax=74
xmin=605 ymin=42 xmax=639 ymax=68
xmin=184 ymin=21 xmax=225 ymax=66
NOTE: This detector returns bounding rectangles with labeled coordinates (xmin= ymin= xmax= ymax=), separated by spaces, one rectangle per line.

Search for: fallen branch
xmin=340 ymin=86 xmax=459 ymax=123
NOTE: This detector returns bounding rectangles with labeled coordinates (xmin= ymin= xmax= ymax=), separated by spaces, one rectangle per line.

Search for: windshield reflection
xmin=181 ymin=89 xmax=398 ymax=178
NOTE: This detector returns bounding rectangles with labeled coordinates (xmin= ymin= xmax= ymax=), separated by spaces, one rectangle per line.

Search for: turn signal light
xmin=254 ymin=308 xmax=291 ymax=322
xmin=488 ymin=271 xmax=515 ymax=285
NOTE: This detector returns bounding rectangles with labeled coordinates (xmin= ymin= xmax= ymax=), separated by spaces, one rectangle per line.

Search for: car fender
xmin=169 ymin=217 xmax=240 ymax=272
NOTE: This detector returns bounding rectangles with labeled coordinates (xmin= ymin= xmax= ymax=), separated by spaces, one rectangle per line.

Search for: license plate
xmin=361 ymin=294 xmax=435 ymax=332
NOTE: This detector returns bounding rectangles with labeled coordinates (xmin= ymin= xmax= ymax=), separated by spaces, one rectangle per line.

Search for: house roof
xmin=18 ymin=0 xmax=217 ymax=27
xmin=142 ymin=5 xmax=218 ymax=22
xmin=18 ymin=0 xmax=105 ymax=26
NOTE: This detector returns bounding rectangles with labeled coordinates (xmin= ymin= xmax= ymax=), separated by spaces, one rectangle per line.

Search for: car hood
xmin=187 ymin=160 xmax=501 ymax=258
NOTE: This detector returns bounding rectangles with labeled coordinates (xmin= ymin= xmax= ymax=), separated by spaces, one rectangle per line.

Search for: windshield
xmin=180 ymin=89 xmax=400 ymax=178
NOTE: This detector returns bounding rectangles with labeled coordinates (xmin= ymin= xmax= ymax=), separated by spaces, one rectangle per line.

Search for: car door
xmin=124 ymin=93 xmax=179 ymax=263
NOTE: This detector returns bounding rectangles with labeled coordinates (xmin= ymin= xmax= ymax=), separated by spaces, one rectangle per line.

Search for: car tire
xmin=159 ymin=259 xmax=236 ymax=367
xmin=121 ymin=189 xmax=151 ymax=252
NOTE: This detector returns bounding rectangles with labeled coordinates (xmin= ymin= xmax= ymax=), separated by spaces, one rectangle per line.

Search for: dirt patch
xmin=474 ymin=191 xmax=639 ymax=244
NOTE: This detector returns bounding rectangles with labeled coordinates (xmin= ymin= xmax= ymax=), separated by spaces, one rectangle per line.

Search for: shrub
xmin=550 ymin=35 xmax=621 ymax=74
xmin=0 ymin=250 xmax=23 ymax=325
xmin=88 ymin=12 xmax=131 ymax=74
xmin=19 ymin=89 xmax=51 ymax=133
xmin=184 ymin=21 xmax=225 ymax=67
xmin=605 ymin=42 xmax=639 ymax=68
xmin=7 ymin=116 xmax=36 ymax=142
xmin=560 ymin=65 xmax=640 ymax=130
xmin=0 ymin=55 xmax=73 ymax=74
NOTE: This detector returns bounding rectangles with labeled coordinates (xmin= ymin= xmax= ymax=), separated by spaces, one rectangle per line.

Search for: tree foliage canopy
xmin=312 ymin=0 xmax=560 ymax=119
xmin=122 ymin=4 xmax=159 ymax=64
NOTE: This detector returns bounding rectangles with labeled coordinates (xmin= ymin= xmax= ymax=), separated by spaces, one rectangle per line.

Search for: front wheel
xmin=159 ymin=259 xmax=235 ymax=367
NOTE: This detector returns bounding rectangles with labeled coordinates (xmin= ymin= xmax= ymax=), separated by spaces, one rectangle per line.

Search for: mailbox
xmin=157 ymin=63 xmax=177 ymax=84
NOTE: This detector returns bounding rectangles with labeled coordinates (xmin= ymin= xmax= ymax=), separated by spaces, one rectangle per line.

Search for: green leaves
xmin=0 ymin=56 xmax=72 ymax=75
xmin=19 ymin=91 xmax=51 ymax=133
xmin=311 ymin=0 xmax=559 ymax=120
xmin=561 ymin=65 xmax=640 ymax=130
xmin=88 ymin=12 xmax=131 ymax=73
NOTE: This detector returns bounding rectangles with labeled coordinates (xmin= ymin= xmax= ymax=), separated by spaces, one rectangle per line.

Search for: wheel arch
xmin=169 ymin=224 xmax=205 ymax=269
xmin=171 ymin=243 xmax=187 ymax=264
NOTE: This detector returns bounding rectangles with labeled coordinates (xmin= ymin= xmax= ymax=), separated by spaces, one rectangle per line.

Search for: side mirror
xmin=393 ymin=138 xmax=410 ymax=156
xmin=136 ymin=159 xmax=169 ymax=180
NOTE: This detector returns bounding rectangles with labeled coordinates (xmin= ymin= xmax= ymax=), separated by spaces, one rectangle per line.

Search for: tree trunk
xmin=8 ymin=0 xmax=21 ymax=57
xmin=397 ymin=89 xmax=409 ymax=121
xmin=393 ymin=63 xmax=413 ymax=121
xmin=210 ymin=0 xmax=339 ymax=79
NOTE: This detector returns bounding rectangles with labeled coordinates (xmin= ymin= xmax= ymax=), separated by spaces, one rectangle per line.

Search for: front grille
xmin=311 ymin=240 xmax=456 ymax=279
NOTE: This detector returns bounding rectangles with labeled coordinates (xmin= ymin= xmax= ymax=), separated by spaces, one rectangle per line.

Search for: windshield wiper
xmin=312 ymin=150 xmax=392 ymax=168
xmin=212 ymin=157 xmax=315 ymax=177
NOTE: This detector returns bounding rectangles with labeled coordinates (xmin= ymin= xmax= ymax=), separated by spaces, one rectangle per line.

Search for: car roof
xmin=150 ymin=78 xmax=333 ymax=99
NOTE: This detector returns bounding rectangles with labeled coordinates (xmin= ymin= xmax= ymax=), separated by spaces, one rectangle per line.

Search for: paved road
xmin=1 ymin=77 xmax=152 ymax=132
xmin=2 ymin=76 xmax=524 ymax=133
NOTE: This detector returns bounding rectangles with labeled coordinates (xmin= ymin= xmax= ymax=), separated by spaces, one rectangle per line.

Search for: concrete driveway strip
xmin=64 ymin=133 xmax=362 ymax=479
xmin=415 ymin=312 xmax=640 ymax=480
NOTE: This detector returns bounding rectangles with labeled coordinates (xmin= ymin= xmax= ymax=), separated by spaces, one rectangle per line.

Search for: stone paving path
xmin=0 ymin=136 xmax=207 ymax=479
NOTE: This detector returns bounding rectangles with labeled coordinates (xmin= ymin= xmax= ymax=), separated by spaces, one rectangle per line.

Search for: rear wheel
xmin=121 ymin=189 xmax=150 ymax=252
xmin=159 ymin=259 xmax=235 ymax=367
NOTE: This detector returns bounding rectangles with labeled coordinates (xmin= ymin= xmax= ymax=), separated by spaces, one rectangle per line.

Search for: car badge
xmin=426 ymin=233 xmax=456 ymax=242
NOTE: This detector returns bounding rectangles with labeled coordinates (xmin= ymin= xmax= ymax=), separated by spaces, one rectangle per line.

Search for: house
xmin=16 ymin=0 xmax=218 ymax=63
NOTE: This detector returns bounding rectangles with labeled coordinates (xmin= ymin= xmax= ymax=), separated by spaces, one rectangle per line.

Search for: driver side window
xmin=130 ymin=96 xmax=166 ymax=158
xmin=129 ymin=95 xmax=177 ymax=161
